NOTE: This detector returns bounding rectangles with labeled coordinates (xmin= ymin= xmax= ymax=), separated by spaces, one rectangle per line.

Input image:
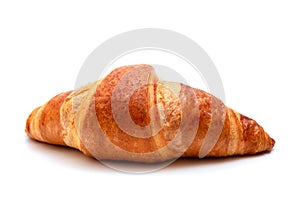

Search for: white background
xmin=1 ymin=1 xmax=299 ymax=199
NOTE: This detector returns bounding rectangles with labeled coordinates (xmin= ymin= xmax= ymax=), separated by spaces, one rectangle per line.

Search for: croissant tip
xmin=25 ymin=106 xmax=40 ymax=140
xmin=269 ymin=137 xmax=276 ymax=149
xmin=263 ymin=131 xmax=275 ymax=152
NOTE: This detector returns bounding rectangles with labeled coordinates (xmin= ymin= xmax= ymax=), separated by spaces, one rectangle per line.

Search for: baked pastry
xmin=25 ymin=64 xmax=275 ymax=163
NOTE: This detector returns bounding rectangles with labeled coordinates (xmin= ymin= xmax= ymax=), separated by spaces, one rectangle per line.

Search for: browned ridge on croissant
xmin=25 ymin=64 xmax=275 ymax=163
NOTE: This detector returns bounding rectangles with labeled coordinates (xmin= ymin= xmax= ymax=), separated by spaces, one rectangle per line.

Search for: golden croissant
xmin=25 ymin=64 xmax=275 ymax=163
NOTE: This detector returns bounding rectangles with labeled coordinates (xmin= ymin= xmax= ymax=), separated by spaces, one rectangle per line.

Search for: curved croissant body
xmin=25 ymin=65 xmax=275 ymax=163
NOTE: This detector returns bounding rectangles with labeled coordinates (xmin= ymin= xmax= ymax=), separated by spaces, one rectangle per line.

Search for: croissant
xmin=25 ymin=64 xmax=275 ymax=163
